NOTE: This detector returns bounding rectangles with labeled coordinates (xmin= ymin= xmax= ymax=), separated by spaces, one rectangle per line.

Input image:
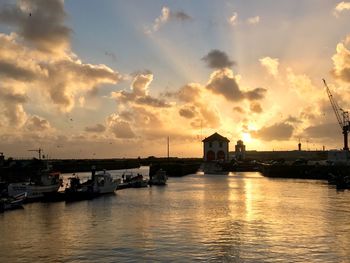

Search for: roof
xmin=202 ymin=132 xmax=230 ymax=143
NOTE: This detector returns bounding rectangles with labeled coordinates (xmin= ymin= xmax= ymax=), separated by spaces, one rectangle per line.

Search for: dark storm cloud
xmin=0 ymin=0 xmax=71 ymax=53
xmin=202 ymin=50 xmax=235 ymax=69
xmin=252 ymin=122 xmax=294 ymax=141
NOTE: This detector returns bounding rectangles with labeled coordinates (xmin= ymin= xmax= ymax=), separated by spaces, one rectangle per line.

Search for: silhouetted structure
xmin=235 ymin=140 xmax=246 ymax=160
xmin=202 ymin=132 xmax=230 ymax=161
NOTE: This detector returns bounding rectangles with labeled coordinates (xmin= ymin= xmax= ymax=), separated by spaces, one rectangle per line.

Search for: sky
xmin=1 ymin=0 xmax=350 ymax=159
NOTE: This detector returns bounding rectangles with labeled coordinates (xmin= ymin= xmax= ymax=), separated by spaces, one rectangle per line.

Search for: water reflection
xmin=1 ymin=171 xmax=350 ymax=262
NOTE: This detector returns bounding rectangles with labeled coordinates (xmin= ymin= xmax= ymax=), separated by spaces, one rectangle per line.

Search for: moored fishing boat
xmin=149 ymin=169 xmax=168 ymax=185
xmin=65 ymin=168 xmax=119 ymax=201
xmin=7 ymin=167 xmax=62 ymax=200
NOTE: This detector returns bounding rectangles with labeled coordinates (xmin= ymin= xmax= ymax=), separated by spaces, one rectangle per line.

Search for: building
xmin=202 ymin=132 xmax=230 ymax=161
xmin=235 ymin=140 xmax=246 ymax=160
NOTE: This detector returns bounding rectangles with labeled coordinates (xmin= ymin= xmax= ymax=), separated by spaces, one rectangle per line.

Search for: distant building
xmin=202 ymin=132 xmax=230 ymax=161
xmin=235 ymin=140 xmax=246 ymax=160
xmin=229 ymin=150 xmax=328 ymax=161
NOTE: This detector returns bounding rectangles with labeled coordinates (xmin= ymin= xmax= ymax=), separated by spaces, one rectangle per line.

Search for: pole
xmin=167 ymin=136 xmax=170 ymax=159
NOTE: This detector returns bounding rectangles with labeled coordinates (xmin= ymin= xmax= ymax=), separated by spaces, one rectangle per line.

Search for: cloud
xmin=198 ymin=105 xmax=221 ymax=128
xmin=0 ymin=60 xmax=39 ymax=81
xmin=176 ymin=83 xmax=202 ymax=103
xmin=303 ymin=123 xmax=340 ymax=139
xmin=252 ymin=122 xmax=294 ymax=141
xmin=202 ymin=50 xmax=235 ymax=69
xmin=250 ymin=102 xmax=263 ymax=113
xmin=259 ymin=57 xmax=279 ymax=77
xmin=0 ymin=1 xmax=122 ymax=113
xmin=131 ymin=72 xmax=153 ymax=96
xmin=112 ymin=72 xmax=170 ymax=108
xmin=44 ymin=59 xmax=121 ymax=111
xmin=334 ymin=2 xmax=350 ymax=16
xmin=145 ymin=6 xmax=191 ymax=34
xmin=228 ymin=12 xmax=238 ymax=26
xmin=0 ymin=87 xmax=28 ymax=104
xmin=85 ymin=124 xmax=106 ymax=133
xmin=172 ymin=10 xmax=192 ymax=21
xmin=244 ymin=87 xmax=267 ymax=100
xmin=233 ymin=106 xmax=245 ymax=113
xmin=135 ymin=96 xmax=170 ymax=108
xmin=25 ymin=115 xmax=51 ymax=131
xmin=206 ymin=68 xmax=266 ymax=101
xmin=0 ymin=0 xmax=71 ymax=54
xmin=332 ymin=41 xmax=350 ymax=82
xmin=107 ymin=114 xmax=136 ymax=139
xmin=179 ymin=106 xmax=196 ymax=119
xmin=247 ymin=16 xmax=260 ymax=25
xmin=0 ymin=87 xmax=28 ymax=126
xmin=206 ymin=68 xmax=243 ymax=101
xmin=285 ymin=115 xmax=303 ymax=124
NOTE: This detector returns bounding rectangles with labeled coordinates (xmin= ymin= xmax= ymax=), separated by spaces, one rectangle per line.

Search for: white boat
xmin=149 ymin=169 xmax=168 ymax=185
xmin=7 ymin=169 xmax=62 ymax=200
xmin=92 ymin=170 xmax=120 ymax=194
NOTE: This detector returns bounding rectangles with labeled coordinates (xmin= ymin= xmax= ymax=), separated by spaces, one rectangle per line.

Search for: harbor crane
xmin=323 ymin=79 xmax=349 ymax=151
xmin=28 ymin=148 xmax=43 ymax=159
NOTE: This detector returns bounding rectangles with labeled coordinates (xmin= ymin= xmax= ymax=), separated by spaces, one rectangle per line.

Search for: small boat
xmin=0 ymin=192 xmax=27 ymax=213
xmin=149 ymin=169 xmax=168 ymax=185
xmin=7 ymin=169 xmax=62 ymax=200
xmin=64 ymin=176 xmax=96 ymax=202
xmin=92 ymin=170 xmax=120 ymax=194
xmin=117 ymin=172 xmax=148 ymax=189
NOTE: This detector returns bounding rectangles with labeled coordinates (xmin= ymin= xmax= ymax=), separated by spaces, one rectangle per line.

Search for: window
xmin=219 ymin=142 xmax=223 ymax=148
xmin=209 ymin=142 xmax=212 ymax=148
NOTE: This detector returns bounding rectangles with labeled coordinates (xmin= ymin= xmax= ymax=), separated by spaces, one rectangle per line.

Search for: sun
xmin=242 ymin=132 xmax=252 ymax=143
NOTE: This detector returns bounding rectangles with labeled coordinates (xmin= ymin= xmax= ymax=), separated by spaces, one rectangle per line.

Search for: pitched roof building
xmin=202 ymin=132 xmax=230 ymax=161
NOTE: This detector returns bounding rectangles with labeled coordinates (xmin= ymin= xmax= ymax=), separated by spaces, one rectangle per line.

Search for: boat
xmin=149 ymin=169 xmax=168 ymax=185
xmin=0 ymin=192 xmax=27 ymax=213
xmin=7 ymin=165 xmax=62 ymax=200
xmin=117 ymin=172 xmax=148 ymax=189
xmin=64 ymin=176 xmax=96 ymax=202
xmin=92 ymin=170 xmax=120 ymax=194
xmin=65 ymin=169 xmax=119 ymax=201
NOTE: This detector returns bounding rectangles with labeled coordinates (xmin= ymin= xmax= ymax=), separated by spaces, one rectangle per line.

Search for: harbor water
xmin=1 ymin=168 xmax=350 ymax=262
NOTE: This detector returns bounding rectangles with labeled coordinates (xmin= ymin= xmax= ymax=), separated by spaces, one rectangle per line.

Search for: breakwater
xmin=147 ymin=158 xmax=202 ymax=177
xmin=0 ymin=157 xmax=202 ymax=183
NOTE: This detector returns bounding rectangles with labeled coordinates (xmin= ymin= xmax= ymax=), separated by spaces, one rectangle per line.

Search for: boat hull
xmin=8 ymin=183 xmax=60 ymax=199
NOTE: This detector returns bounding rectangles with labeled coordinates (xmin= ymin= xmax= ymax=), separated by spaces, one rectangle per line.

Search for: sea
xmin=1 ymin=167 xmax=350 ymax=262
